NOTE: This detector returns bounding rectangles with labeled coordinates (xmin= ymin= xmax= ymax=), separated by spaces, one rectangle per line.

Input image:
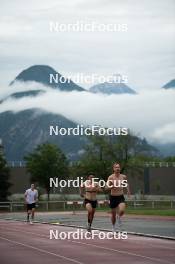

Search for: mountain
xmin=0 ymin=66 xmax=173 ymax=161
xmin=162 ymin=79 xmax=175 ymax=89
xmin=10 ymin=65 xmax=85 ymax=92
xmin=89 ymin=81 xmax=136 ymax=95
xmin=0 ymin=109 xmax=87 ymax=161
xmin=0 ymin=65 xmax=88 ymax=161
xmin=153 ymin=143 xmax=175 ymax=157
xmin=0 ymin=109 xmax=159 ymax=161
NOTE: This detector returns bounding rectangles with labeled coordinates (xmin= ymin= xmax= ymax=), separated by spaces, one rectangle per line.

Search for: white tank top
xmin=25 ymin=189 xmax=38 ymax=204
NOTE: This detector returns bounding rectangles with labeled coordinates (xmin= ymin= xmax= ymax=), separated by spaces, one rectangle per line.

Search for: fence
xmin=0 ymin=200 xmax=174 ymax=213
xmin=7 ymin=161 xmax=175 ymax=168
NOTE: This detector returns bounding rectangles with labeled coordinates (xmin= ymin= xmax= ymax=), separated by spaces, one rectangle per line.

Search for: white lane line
xmin=1 ymin=225 xmax=175 ymax=251
xmin=1 ymin=227 xmax=175 ymax=264
xmin=71 ymin=240 xmax=175 ymax=264
xmin=0 ymin=236 xmax=84 ymax=264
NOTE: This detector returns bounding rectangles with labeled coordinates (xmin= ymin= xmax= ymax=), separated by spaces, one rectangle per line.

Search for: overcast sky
xmin=0 ymin=0 xmax=175 ymax=90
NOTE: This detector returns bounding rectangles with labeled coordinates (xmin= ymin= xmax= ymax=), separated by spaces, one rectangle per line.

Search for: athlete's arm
xmin=96 ymin=182 xmax=103 ymax=192
xmin=79 ymin=182 xmax=85 ymax=198
xmin=123 ymin=175 xmax=131 ymax=198
xmin=24 ymin=190 xmax=28 ymax=203
xmin=35 ymin=190 xmax=38 ymax=202
xmin=105 ymin=176 xmax=114 ymax=190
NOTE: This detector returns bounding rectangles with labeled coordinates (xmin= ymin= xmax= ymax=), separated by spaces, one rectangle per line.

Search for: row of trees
xmin=1 ymin=133 xmax=175 ymax=201
xmin=23 ymin=134 xmax=161 ymax=200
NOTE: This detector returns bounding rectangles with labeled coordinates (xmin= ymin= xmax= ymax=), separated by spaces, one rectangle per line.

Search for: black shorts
xmin=27 ymin=203 xmax=36 ymax=211
xmin=84 ymin=199 xmax=97 ymax=209
xmin=109 ymin=195 xmax=125 ymax=209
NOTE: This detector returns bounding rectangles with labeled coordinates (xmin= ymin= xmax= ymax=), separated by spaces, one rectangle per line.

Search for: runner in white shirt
xmin=25 ymin=184 xmax=38 ymax=224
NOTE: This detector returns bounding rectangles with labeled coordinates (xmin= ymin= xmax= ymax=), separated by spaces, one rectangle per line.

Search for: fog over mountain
xmin=0 ymin=65 xmax=175 ymax=160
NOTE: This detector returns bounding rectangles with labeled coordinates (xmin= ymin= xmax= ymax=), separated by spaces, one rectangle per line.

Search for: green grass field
xmin=97 ymin=207 xmax=175 ymax=216
xmin=125 ymin=208 xmax=175 ymax=216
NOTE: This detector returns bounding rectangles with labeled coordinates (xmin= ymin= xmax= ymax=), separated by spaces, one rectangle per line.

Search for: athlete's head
xmin=87 ymin=174 xmax=94 ymax=181
xmin=31 ymin=183 xmax=35 ymax=190
xmin=113 ymin=163 xmax=120 ymax=173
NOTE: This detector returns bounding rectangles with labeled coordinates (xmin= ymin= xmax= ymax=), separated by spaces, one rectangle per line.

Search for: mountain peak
xmin=162 ymin=79 xmax=175 ymax=89
xmin=89 ymin=80 xmax=136 ymax=95
xmin=10 ymin=65 xmax=85 ymax=92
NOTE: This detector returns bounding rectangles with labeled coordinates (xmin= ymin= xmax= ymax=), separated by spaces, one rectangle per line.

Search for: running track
xmin=0 ymin=220 xmax=175 ymax=264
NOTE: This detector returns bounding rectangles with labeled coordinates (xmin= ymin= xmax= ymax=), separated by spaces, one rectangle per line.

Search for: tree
xmin=73 ymin=133 xmax=158 ymax=181
xmin=25 ymin=143 xmax=68 ymax=200
xmin=0 ymin=153 xmax=11 ymax=201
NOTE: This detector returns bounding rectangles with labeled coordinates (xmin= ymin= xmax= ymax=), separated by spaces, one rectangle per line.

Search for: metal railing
xmin=144 ymin=162 xmax=175 ymax=167
xmin=0 ymin=200 xmax=174 ymax=212
xmin=6 ymin=161 xmax=175 ymax=168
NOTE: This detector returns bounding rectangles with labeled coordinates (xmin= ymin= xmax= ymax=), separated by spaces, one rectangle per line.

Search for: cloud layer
xmin=0 ymin=82 xmax=175 ymax=144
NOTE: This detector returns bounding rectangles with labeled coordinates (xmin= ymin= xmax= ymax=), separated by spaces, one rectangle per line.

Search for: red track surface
xmin=0 ymin=220 xmax=175 ymax=264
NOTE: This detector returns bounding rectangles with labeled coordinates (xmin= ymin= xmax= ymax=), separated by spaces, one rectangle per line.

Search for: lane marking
xmin=71 ymin=240 xmax=175 ymax=264
xmin=0 ymin=236 xmax=84 ymax=264
xmin=1 ymin=224 xmax=175 ymax=251
xmin=0 ymin=225 xmax=175 ymax=264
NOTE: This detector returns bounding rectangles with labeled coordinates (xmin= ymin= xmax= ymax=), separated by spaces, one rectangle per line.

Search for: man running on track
xmin=80 ymin=174 xmax=101 ymax=232
xmin=25 ymin=184 xmax=38 ymax=224
xmin=107 ymin=163 xmax=131 ymax=232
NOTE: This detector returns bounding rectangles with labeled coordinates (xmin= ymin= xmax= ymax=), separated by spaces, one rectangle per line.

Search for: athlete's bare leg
xmin=86 ymin=203 xmax=95 ymax=230
xmin=111 ymin=208 xmax=117 ymax=226
xmin=91 ymin=208 xmax=95 ymax=224
xmin=27 ymin=209 xmax=31 ymax=222
xmin=118 ymin=202 xmax=126 ymax=217
xmin=117 ymin=203 xmax=126 ymax=229
xmin=31 ymin=208 xmax=35 ymax=221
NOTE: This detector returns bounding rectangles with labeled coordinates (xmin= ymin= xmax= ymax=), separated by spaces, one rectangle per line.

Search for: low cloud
xmin=151 ymin=122 xmax=175 ymax=144
xmin=0 ymin=82 xmax=175 ymax=144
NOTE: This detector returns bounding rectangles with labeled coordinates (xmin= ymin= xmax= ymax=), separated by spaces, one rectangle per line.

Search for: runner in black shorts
xmin=25 ymin=184 xmax=38 ymax=224
xmin=107 ymin=163 xmax=131 ymax=232
xmin=84 ymin=198 xmax=97 ymax=209
xmin=26 ymin=203 xmax=36 ymax=211
xmin=80 ymin=174 xmax=101 ymax=232
xmin=109 ymin=194 xmax=125 ymax=209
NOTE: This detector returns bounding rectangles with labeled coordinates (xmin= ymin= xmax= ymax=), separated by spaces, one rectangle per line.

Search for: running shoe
xmin=87 ymin=223 xmax=91 ymax=232
xmin=117 ymin=216 xmax=122 ymax=230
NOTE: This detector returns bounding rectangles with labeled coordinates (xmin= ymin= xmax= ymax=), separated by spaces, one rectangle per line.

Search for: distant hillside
xmin=0 ymin=109 xmax=87 ymax=161
xmin=10 ymin=65 xmax=85 ymax=92
xmin=162 ymin=79 xmax=175 ymax=89
xmin=89 ymin=81 xmax=136 ymax=94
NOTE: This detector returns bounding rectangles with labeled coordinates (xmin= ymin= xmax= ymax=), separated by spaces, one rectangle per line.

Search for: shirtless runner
xmin=107 ymin=163 xmax=131 ymax=232
xmin=80 ymin=174 xmax=101 ymax=232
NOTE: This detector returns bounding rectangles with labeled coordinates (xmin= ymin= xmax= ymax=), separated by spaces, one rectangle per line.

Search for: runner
xmin=107 ymin=162 xmax=131 ymax=232
xmin=80 ymin=174 xmax=101 ymax=232
xmin=24 ymin=183 xmax=38 ymax=224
